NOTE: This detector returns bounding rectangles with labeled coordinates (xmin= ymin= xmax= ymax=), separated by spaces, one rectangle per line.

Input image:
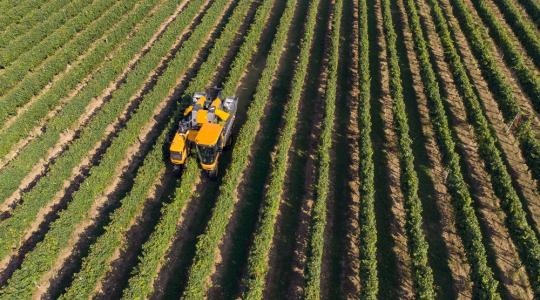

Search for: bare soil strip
xmin=336 ymin=0 xmax=361 ymax=297
xmin=375 ymin=0 xmax=415 ymax=297
xmin=0 ymin=0 xmax=212 ymax=284
xmin=462 ymin=0 xmax=540 ymax=128
xmin=0 ymin=0 xmax=196 ymax=216
xmin=31 ymin=0 xmax=237 ymax=295
xmin=259 ymin=0 xmax=329 ymax=298
xmin=91 ymin=171 xmax=177 ymax=299
xmin=439 ymin=0 xmax=540 ymax=239
xmin=396 ymin=0 xmax=473 ymax=297
xmin=417 ymin=0 xmax=534 ymax=297
xmin=483 ymin=0 xmax=540 ymax=69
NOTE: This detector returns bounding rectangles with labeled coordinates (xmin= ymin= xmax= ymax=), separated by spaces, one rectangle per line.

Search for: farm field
xmin=0 ymin=0 xmax=539 ymax=298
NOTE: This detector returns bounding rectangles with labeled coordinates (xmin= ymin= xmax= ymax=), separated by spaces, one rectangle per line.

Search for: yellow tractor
xmin=169 ymin=90 xmax=237 ymax=178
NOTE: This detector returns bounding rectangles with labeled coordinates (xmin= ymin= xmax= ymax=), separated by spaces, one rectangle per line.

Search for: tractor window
xmin=197 ymin=144 xmax=217 ymax=164
xmin=171 ymin=151 xmax=182 ymax=161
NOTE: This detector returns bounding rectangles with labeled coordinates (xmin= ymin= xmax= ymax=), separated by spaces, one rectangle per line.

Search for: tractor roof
xmin=196 ymin=123 xmax=223 ymax=146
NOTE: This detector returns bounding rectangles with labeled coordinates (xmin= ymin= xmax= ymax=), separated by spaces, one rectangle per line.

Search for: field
xmin=0 ymin=0 xmax=539 ymax=298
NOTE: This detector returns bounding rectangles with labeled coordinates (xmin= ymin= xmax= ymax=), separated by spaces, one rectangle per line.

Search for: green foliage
xmin=0 ymin=0 xmax=194 ymax=212
xmin=303 ymin=0 xmax=339 ymax=298
xmin=241 ymin=0 xmax=318 ymax=298
xmin=0 ymin=0 xmax=165 ymax=160
xmin=427 ymin=0 xmax=540 ymax=295
xmin=0 ymin=0 xmax=72 ymax=48
xmin=0 ymin=0 xmax=86 ymax=63
xmin=0 ymin=0 xmax=43 ymax=30
xmin=491 ymin=0 xmax=540 ymax=68
xmin=0 ymin=0 xmax=126 ymax=121
xmin=380 ymin=0 xmax=436 ymax=297
xmin=450 ymin=0 xmax=540 ymax=184
xmin=514 ymin=0 xmax=540 ymax=29
xmin=0 ymin=0 xmax=232 ymax=296
xmin=403 ymin=0 xmax=500 ymax=297
xmin=357 ymin=0 xmax=378 ymax=297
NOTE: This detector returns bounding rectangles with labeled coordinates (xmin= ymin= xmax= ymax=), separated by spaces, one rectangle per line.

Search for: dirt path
xmin=462 ymin=0 xmax=540 ymax=129
xmin=255 ymin=0 xmax=329 ymax=298
xmin=439 ymin=0 xmax=540 ymax=243
xmin=395 ymin=0 xmax=473 ymax=297
xmin=375 ymin=0 xmax=415 ymax=297
xmin=417 ymin=0 xmax=534 ymax=297
xmin=277 ymin=3 xmax=331 ymax=299
xmin=0 ymin=0 xmax=196 ymax=216
xmin=337 ymin=0 xmax=361 ymax=297
xmin=508 ymin=0 xmax=540 ymax=31
xmin=484 ymin=0 xmax=540 ymax=68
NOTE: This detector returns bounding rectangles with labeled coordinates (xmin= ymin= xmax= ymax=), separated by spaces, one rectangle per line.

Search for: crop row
xmin=0 ymin=0 xmax=164 ymax=161
xmin=357 ymin=0 xmax=378 ymax=298
xmin=427 ymin=0 xmax=540 ymax=295
xmin=0 ymin=0 xmax=137 ymax=124
xmin=0 ymin=0 xmax=109 ymax=78
xmin=0 ymin=0 xmax=207 ymax=275
xmin=303 ymin=0 xmax=339 ymax=299
xmin=59 ymin=131 xmax=169 ymax=299
xmin=0 ymin=0 xmax=72 ymax=49
xmin=515 ymin=0 xmax=540 ymax=27
xmin=0 ymin=0 xmax=234 ymax=297
xmin=0 ymin=0 xmax=42 ymax=30
xmin=241 ymin=0 xmax=318 ymax=298
xmin=449 ymin=0 xmax=540 ymax=184
xmin=179 ymin=0 xmax=301 ymax=297
xmin=403 ymin=0 xmax=500 ymax=296
xmin=469 ymin=0 xmax=540 ymax=100
xmin=124 ymin=0 xmax=282 ymax=296
xmin=59 ymin=0 xmax=262 ymax=297
xmin=381 ymin=0 xmax=436 ymax=297
xmin=491 ymin=0 xmax=540 ymax=66
xmin=0 ymin=0 xmax=175 ymax=208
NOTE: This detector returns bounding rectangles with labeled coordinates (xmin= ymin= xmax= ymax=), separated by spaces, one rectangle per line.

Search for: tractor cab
xmin=169 ymin=89 xmax=238 ymax=178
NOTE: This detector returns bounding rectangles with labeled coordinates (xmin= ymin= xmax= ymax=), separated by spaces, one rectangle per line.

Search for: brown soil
xmin=338 ymin=0 xmax=361 ymax=297
xmin=148 ymin=175 xmax=202 ymax=300
xmin=396 ymin=0 xmax=473 ymax=297
xmin=440 ymin=0 xmax=540 ymax=247
xmin=0 ymin=0 xmax=196 ymax=216
xmin=375 ymin=0 xmax=415 ymax=297
xmin=272 ymin=3 xmax=331 ymax=300
xmin=417 ymin=0 xmax=534 ymax=297
xmin=0 ymin=0 xmax=214 ymax=287
xmin=463 ymin=0 xmax=540 ymax=129
xmin=92 ymin=167 xmax=171 ymax=299
xmin=506 ymin=0 xmax=540 ymax=32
